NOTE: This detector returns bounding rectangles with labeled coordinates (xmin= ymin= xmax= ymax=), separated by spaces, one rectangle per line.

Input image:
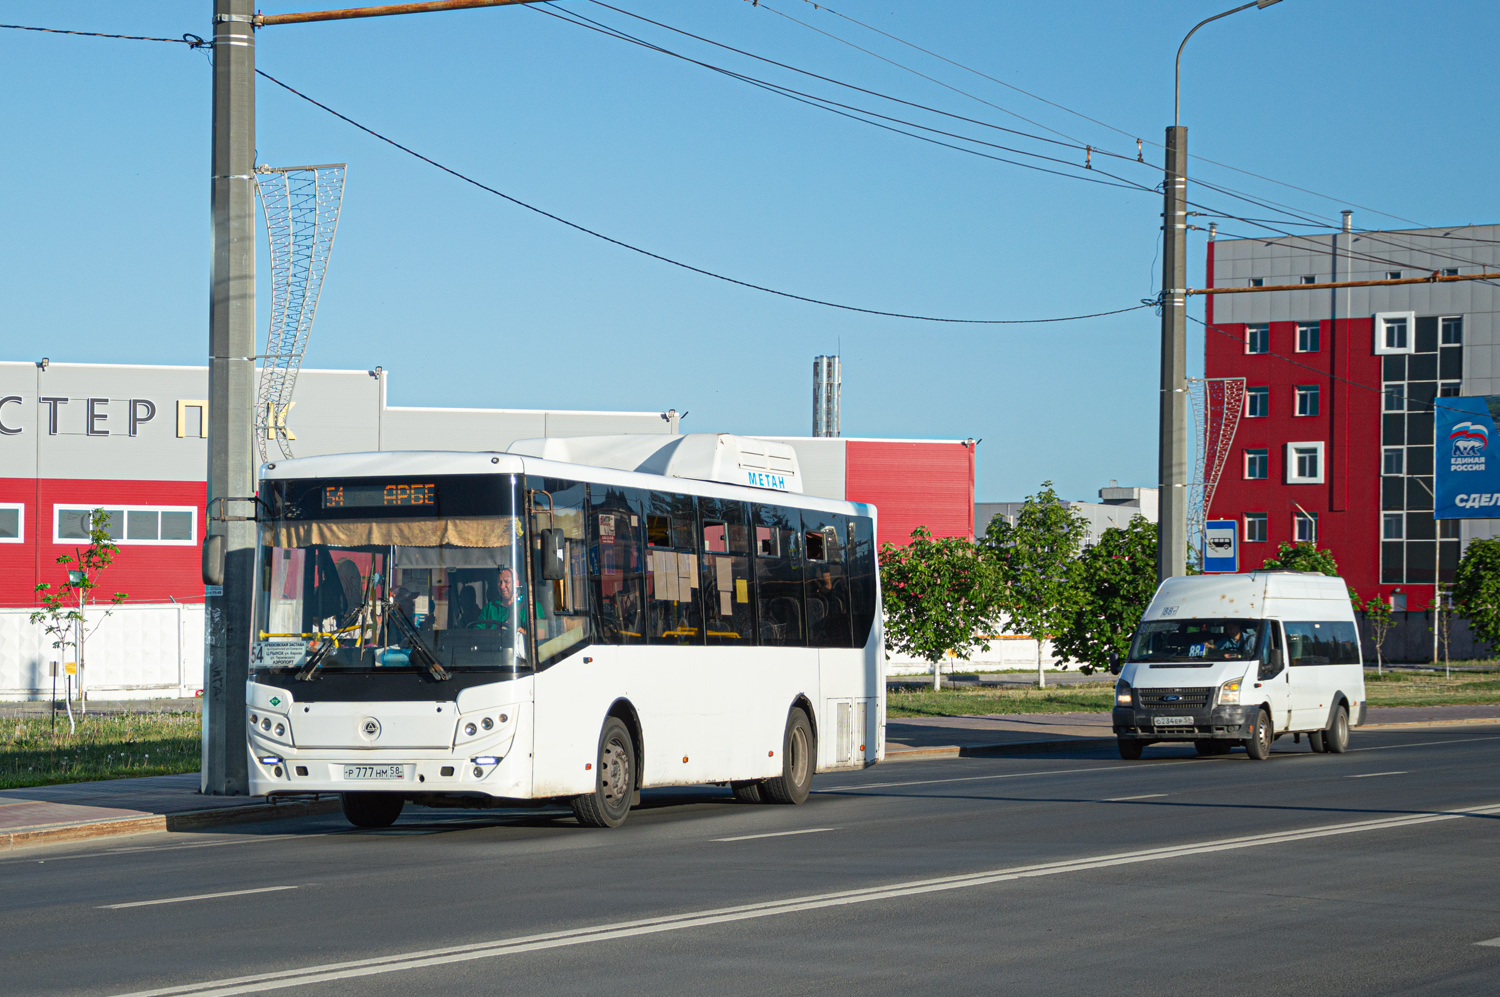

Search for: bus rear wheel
xmin=340 ymin=791 xmax=405 ymax=828
xmin=572 ymin=717 xmax=636 ymax=828
xmin=731 ymin=780 xmax=766 ymax=803
xmin=764 ymin=708 xmax=814 ymax=804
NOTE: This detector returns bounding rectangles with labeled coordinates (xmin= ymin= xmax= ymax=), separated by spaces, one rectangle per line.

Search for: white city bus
xmin=246 ymin=437 xmax=883 ymax=828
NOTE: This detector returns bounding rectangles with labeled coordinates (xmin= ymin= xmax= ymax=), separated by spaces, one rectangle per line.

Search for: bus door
xmin=1257 ymin=621 xmax=1294 ymax=732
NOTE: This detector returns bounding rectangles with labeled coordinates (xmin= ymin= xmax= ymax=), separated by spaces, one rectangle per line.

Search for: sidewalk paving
xmin=2 ymin=704 xmax=1498 ymax=851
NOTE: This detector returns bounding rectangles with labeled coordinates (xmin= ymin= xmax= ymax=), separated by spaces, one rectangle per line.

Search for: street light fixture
xmin=1157 ymin=0 xmax=1284 ymax=584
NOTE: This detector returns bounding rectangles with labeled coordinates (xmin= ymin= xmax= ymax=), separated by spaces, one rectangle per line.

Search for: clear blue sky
xmin=3 ymin=1 xmax=1496 ymax=501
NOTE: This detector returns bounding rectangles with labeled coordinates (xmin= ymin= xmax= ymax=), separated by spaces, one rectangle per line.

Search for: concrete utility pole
xmin=203 ymin=0 xmax=257 ymax=795
xmin=1158 ymin=0 xmax=1282 ymax=585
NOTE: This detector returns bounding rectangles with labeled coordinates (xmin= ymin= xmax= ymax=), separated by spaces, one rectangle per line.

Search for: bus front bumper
xmin=1113 ymin=704 xmax=1259 ymax=740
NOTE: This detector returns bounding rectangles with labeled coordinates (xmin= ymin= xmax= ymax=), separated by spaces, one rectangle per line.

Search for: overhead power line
xmin=0 ymin=22 xmax=205 ymax=46
xmin=256 ymin=69 xmax=1150 ymax=325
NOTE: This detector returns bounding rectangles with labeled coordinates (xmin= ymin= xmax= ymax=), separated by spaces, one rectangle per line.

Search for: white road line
xmin=1353 ymin=735 xmax=1500 ymax=752
xmin=818 ymin=761 xmax=1187 ymax=794
xmin=713 ymin=828 xmax=835 ymax=842
xmin=1347 ymin=771 xmax=1408 ymax=779
xmin=1475 ymin=937 xmax=1500 ymax=947
xmin=1104 ymin=793 xmax=1168 ymax=802
xmin=106 ymin=802 xmax=1500 ymax=997
xmin=98 ymin=886 xmax=300 ymax=910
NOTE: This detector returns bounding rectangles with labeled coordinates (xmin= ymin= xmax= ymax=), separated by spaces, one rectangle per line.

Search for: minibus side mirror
xmin=202 ymin=534 xmax=225 ymax=586
xmin=1108 ymin=651 xmax=1122 ymax=676
xmin=1259 ymin=647 xmax=1284 ymax=681
xmin=540 ymin=528 xmax=566 ymax=581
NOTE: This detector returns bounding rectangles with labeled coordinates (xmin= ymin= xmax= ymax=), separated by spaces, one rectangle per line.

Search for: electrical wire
xmin=0 ymin=23 xmax=206 ymax=46
xmin=256 ymin=68 xmax=1151 ymax=325
xmin=533 ymin=4 xmax=1151 ymax=193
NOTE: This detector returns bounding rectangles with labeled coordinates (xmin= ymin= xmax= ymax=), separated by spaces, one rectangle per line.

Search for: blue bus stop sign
xmin=1203 ymin=519 xmax=1238 ymax=573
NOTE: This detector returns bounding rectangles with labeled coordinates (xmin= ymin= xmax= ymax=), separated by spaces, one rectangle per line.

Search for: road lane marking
xmin=1347 ymin=772 xmax=1407 ymax=779
xmin=1353 ymin=735 xmax=1500 ymax=752
xmin=1103 ymin=793 xmax=1168 ymax=801
xmin=106 ymin=802 xmax=1500 ymax=997
xmin=713 ymin=828 xmax=835 ymax=842
xmin=98 ymin=886 xmax=299 ymax=910
xmin=1476 ymin=937 xmax=1500 ymax=947
xmin=818 ymin=762 xmax=1188 ymax=794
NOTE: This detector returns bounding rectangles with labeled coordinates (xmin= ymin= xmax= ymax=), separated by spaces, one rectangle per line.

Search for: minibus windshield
xmin=1130 ymin=618 xmax=1267 ymax=666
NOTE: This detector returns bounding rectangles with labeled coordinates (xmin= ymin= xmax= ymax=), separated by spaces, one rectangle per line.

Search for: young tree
xmin=1053 ymin=515 xmax=1158 ymax=675
xmin=980 ymin=482 xmax=1086 ymax=688
xmin=30 ymin=509 xmax=128 ymax=711
xmin=880 ymin=527 xmax=1002 ymax=690
xmin=1453 ymin=538 xmax=1500 ymax=660
xmin=1363 ymin=596 xmax=1395 ymax=676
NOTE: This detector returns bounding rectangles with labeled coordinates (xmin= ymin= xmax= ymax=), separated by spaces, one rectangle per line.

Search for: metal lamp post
xmin=1158 ymin=0 xmax=1283 ymax=583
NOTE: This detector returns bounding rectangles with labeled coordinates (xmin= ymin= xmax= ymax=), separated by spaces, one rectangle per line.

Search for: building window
xmin=1383 ymin=447 xmax=1404 ymax=475
xmin=1375 ymin=311 xmax=1416 ymax=355
xmin=1391 ymin=592 xmax=1407 ymax=611
xmin=1245 ymin=324 xmax=1269 ymax=354
xmin=1383 ymin=512 xmax=1404 ymax=540
xmin=0 ymin=504 xmax=22 ymax=544
xmin=1441 ymin=316 xmax=1463 ymax=345
xmin=1440 ymin=382 xmax=1461 ymax=397
xmin=1245 ymin=386 xmax=1269 ymax=417
xmin=1249 ymin=278 xmax=1265 ymax=287
xmin=1294 ymin=510 xmax=1318 ymax=544
xmin=1295 ymin=385 xmax=1321 ymax=417
xmin=1286 ymin=442 xmax=1324 ymax=484
xmin=1300 ymin=275 xmax=1316 ymax=285
xmin=1296 ymin=322 xmax=1321 ymax=352
xmin=1386 ymin=271 xmax=1403 ymax=280
xmin=1384 ymin=384 xmax=1405 ymax=411
xmin=53 ymin=506 xmax=197 ymax=545
xmin=1245 ymin=513 xmax=1267 ymax=543
xmin=1244 ymin=449 xmax=1268 ymax=480
xmin=1440 ymin=268 xmax=1459 ymax=277
xmin=1440 ymin=518 xmax=1461 ymax=539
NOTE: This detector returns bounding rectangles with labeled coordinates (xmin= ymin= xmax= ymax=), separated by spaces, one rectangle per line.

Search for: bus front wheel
xmin=340 ymin=792 xmax=405 ymax=828
xmin=572 ymin=717 xmax=636 ymax=828
xmin=764 ymin=708 xmax=814 ymax=805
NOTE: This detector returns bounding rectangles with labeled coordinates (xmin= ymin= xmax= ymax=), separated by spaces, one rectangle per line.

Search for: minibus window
xmin=1129 ymin=618 xmax=1267 ymax=665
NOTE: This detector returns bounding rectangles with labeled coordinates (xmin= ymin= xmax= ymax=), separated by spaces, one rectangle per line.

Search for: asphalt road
xmin=6 ymin=729 xmax=1500 ymax=996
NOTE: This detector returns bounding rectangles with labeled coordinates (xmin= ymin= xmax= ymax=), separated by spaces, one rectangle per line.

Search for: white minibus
xmin=1114 ymin=572 xmax=1366 ymax=760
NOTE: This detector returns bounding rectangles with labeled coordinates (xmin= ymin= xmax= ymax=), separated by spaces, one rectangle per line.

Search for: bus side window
xmin=1259 ymin=623 xmax=1285 ymax=680
xmin=645 ymin=490 xmax=703 ymax=645
xmin=847 ymin=515 xmax=877 ymax=649
xmin=754 ymin=503 xmax=804 ymax=647
xmin=802 ymin=509 xmax=852 ymax=648
xmin=588 ymin=485 xmax=646 ymax=645
xmin=699 ymin=498 xmax=753 ymax=645
xmin=528 ymin=476 xmax=592 ymax=669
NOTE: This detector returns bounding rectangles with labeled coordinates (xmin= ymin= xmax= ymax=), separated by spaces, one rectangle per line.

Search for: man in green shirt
xmin=479 ymin=567 xmax=529 ymax=636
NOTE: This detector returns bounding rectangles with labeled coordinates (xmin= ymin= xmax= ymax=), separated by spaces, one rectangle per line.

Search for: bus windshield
xmin=252 ymin=475 xmax=532 ymax=677
xmin=1129 ymin=618 xmax=1267 ymax=666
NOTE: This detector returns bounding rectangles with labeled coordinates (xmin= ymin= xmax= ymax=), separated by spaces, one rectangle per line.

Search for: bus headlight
xmin=1115 ymin=681 xmax=1133 ymax=707
xmin=1219 ymin=679 xmax=1242 ymax=706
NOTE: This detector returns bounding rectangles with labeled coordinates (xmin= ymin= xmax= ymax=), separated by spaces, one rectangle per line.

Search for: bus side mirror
xmin=540 ymin=528 xmax=566 ymax=581
xmin=202 ymin=534 xmax=225 ymax=586
xmin=1108 ymin=651 xmax=1122 ymax=675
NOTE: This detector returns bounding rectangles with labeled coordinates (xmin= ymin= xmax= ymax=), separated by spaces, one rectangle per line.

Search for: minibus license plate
xmin=344 ymin=764 xmax=405 ymax=781
xmin=1153 ymin=716 xmax=1192 ymax=726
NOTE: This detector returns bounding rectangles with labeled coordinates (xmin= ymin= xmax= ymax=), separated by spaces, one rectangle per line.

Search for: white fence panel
xmin=0 ymin=603 xmax=204 ymax=701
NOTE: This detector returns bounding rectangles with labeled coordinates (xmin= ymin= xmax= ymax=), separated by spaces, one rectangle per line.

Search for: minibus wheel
xmin=1117 ymin=738 xmax=1144 ymax=760
xmin=731 ymin=780 xmax=767 ymax=803
xmin=1245 ymin=709 xmax=1273 ymax=760
xmin=1325 ymin=705 xmax=1350 ymax=753
xmin=571 ymin=717 xmax=636 ymax=828
xmin=340 ymin=791 xmax=405 ymax=828
xmin=764 ymin=708 xmax=814 ymax=804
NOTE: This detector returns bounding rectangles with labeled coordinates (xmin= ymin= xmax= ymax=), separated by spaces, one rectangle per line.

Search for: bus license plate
xmin=1154 ymin=716 xmax=1192 ymax=726
xmin=343 ymin=764 xmax=406 ymax=781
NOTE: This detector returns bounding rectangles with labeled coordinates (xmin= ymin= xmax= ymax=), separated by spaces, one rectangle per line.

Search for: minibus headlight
xmin=1115 ymin=681 xmax=1133 ymax=707
xmin=1219 ymin=679 xmax=1242 ymax=706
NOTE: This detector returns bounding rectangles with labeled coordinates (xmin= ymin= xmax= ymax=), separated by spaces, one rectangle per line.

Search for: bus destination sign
xmin=322 ymin=483 xmax=437 ymax=509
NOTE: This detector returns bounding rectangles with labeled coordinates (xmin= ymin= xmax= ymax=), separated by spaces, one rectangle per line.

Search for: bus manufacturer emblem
xmin=360 ymin=717 xmax=382 ymax=740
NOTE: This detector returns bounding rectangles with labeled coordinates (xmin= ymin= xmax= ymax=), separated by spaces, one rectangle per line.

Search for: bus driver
xmin=479 ymin=567 xmax=529 ymax=638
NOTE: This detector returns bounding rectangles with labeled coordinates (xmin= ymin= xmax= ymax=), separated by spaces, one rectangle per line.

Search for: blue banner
xmin=1435 ymin=395 xmax=1500 ymax=519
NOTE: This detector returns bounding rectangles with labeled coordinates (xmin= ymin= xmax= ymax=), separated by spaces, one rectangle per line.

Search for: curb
xmin=0 ymin=797 xmax=342 ymax=852
xmin=883 ymin=716 xmax=1500 ymax=762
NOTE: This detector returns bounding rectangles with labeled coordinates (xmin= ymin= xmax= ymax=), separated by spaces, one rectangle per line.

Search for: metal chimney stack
xmin=813 ymin=355 xmax=841 ymax=438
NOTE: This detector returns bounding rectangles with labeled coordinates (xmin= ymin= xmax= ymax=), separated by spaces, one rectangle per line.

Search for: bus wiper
xmin=298 ymin=571 xmax=382 ymax=681
xmin=385 ymin=601 xmax=451 ymax=681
